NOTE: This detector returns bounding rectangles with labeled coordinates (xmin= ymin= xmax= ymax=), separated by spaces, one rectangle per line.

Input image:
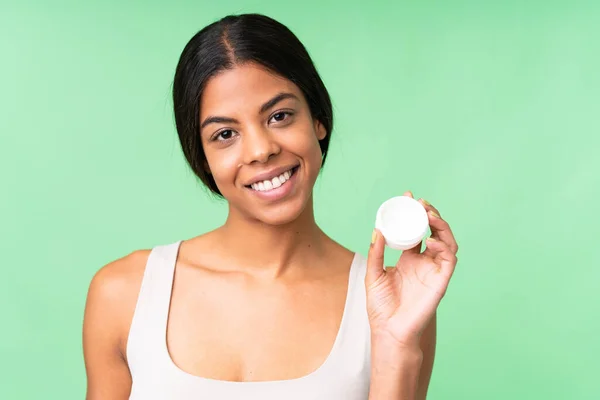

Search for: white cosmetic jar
xmin=375 ymin=196 xmax=429 ymax=251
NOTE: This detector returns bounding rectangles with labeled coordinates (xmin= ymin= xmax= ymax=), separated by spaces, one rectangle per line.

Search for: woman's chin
xmin=254 ymin=199 xmax=310 ymax=226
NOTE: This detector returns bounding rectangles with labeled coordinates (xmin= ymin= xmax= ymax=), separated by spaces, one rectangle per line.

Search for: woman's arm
xmin=82 ymin=253 xmax=146 ymax=399
xmin=416 ymin=314 xmax=436 ymax=400
xmin=368 ymin=314 xmax=436 ymax=400
xmin=368 ymin=341 xmax=422 ymax=400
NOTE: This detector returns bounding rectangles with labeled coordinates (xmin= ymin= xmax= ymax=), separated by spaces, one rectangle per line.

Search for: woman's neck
xmin=216 ymin=197 xmax=330 ymax=277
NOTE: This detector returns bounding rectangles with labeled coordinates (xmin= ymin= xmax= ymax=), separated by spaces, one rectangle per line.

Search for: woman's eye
xmin=215 ymin=130 xmax=235 ymax=141
xmin=270 ymin=112 xmax=291 ymax=123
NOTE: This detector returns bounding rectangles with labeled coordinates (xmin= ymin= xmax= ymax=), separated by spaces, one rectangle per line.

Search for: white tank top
xmin=126 ymin=241 xmax=372 ymax=399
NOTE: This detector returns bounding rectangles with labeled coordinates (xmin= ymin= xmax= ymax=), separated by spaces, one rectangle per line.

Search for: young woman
xmin=83 ymin=13 xmax=458 ymax=400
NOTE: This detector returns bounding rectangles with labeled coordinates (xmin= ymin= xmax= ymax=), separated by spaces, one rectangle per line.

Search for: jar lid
xmin=375 ymin=196 xmax=429 ymax=248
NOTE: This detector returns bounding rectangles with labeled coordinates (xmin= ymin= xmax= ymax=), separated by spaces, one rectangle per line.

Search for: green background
xmin=1 ymin=0 xmax=598 ymax=398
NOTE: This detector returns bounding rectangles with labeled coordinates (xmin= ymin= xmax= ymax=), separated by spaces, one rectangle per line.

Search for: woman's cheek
xmin=206 ymin=148 xmax=241 ymax=185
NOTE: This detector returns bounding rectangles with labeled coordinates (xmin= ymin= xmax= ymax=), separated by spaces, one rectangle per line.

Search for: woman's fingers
xmin=366 ymin=229 xmax=386 ymax=286
xmin=420 ymin=199 xmax=459 ymax=254
xmin=418 ymin=198 xmax=441 ymax=217
xmin=424 ymin=236 xmax=457 ymax=278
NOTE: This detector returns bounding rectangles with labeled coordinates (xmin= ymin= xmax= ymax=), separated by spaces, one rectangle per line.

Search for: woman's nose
xmin=242 ymin=127 xmax=281 ymax=164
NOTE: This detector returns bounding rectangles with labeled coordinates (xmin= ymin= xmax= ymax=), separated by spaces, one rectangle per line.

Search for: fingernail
xmin=429 ymin=211 xmax=440 ymax=218
xmin=422 ymin=199 xmax=431 ymax=206
xmin=427 ymin=236 xmax=436 ymax=243
xmin=371 ymin=229 xmax=377 ymax=245
xmin=408 ymin=191 xmax=414 ymax=197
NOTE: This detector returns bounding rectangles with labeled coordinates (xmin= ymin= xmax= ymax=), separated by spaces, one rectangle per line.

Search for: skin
xmin=83 ymin=62 xmax=458 ymax=399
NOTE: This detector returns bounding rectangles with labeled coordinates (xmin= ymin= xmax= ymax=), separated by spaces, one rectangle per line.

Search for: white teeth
xmin=250 ymin=168 xmax=295 ymax=192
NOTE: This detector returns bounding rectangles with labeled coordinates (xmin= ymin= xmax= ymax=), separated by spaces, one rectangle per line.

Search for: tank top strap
xmin=317 ymin=252 xmax=371 ymax=381
xmin=332 ymin=252 xmax=372 ymax=376
xmin=126 ymin=240 xmax=183 ymax=371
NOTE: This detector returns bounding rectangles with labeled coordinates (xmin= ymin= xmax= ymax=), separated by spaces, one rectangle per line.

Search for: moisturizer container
xmin=375 ymin=195 xmax=429 ymax=251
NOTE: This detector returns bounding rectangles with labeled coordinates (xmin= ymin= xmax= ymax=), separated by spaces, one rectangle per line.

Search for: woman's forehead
xmin=200 ymin=64 xmax=303 ymax=115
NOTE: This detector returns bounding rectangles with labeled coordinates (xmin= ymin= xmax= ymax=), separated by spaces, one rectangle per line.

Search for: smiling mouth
xmin=245 ymin=166 xmax=299 ymax=192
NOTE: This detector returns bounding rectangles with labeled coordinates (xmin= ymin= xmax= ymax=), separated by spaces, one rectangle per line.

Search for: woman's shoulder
xmin=84 ymin=248 xmax=154 ymax=350
xmin=88 ymin=249 xmax=152 ymax=303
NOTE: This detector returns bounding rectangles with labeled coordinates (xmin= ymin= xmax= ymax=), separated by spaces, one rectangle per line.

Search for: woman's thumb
xmin=366 ymin=229 xmax=386 ymax=286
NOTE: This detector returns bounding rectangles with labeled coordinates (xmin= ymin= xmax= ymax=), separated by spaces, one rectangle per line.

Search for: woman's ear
xmin=315 ymin=120 xmax=327 ymax=141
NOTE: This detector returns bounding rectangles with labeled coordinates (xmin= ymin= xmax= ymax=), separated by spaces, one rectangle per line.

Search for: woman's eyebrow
xmin=200 ymin=116 xmax=238 ymax=130
xmin=259 ymin=92 xmax=299 ymax=113
xmin=200 ymin=93 xmax=298 ymax=130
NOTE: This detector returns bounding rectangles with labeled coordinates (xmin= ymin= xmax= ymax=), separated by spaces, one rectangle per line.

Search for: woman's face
xmin=199 ymin=63 xmax=327 ymax=225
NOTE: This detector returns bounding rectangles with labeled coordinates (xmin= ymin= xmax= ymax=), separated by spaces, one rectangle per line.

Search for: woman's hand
xmin=365 ymin=191 xmax=459 ymax=350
